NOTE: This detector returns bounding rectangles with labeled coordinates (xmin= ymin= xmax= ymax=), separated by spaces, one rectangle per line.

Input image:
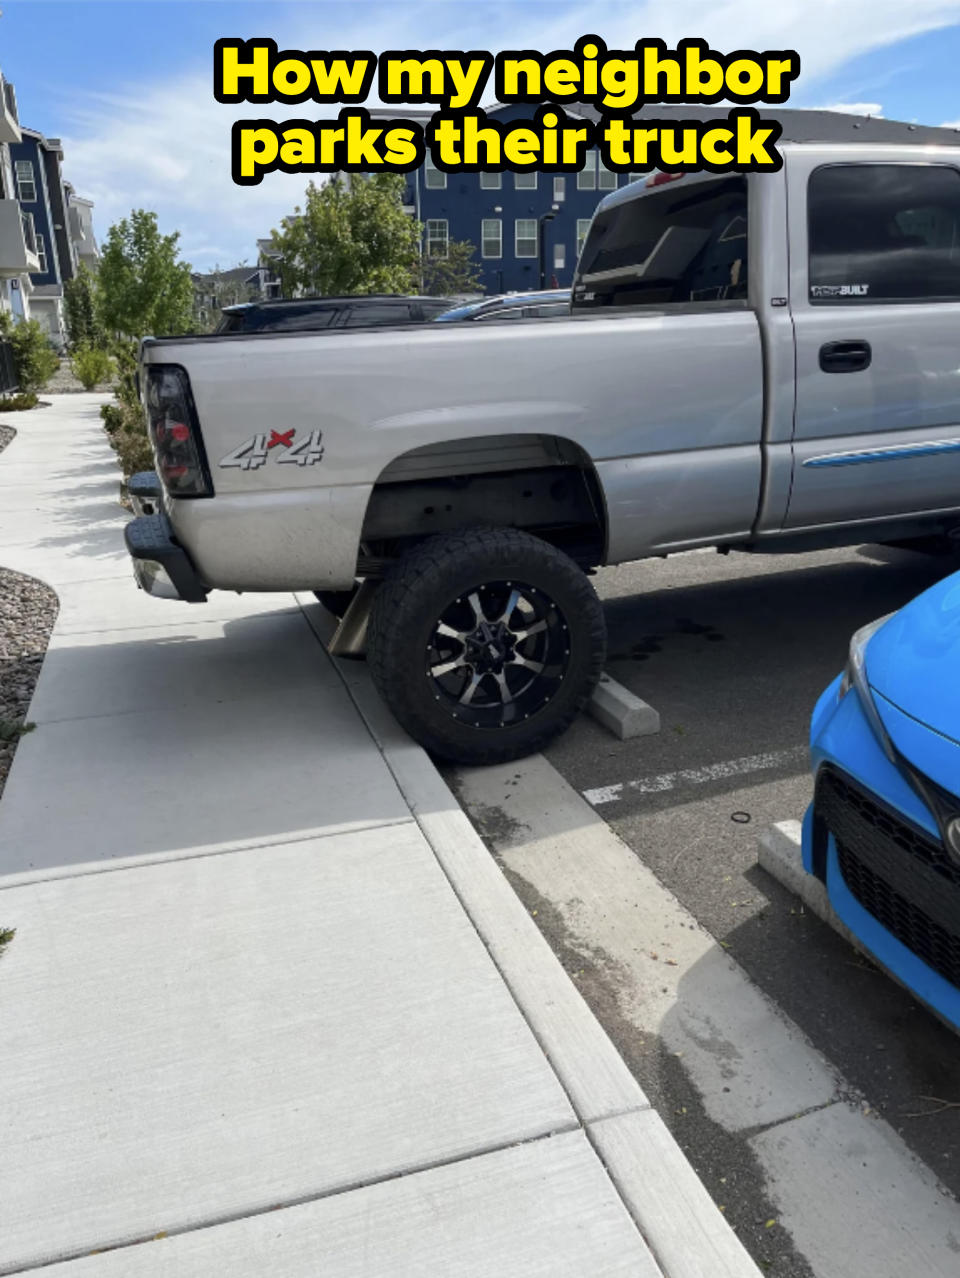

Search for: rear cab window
xmin=572 ymin=176 xmax=748 ymax=310
xmin=807 ymin=163 xmax=960 ymax=303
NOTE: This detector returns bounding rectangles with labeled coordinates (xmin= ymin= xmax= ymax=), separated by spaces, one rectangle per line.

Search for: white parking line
xmin=583 ymin=747 xmax=807 ymax=806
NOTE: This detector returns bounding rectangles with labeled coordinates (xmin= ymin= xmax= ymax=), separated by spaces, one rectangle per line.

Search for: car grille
xmin=815 ymin=766 xmax=960 ymax=990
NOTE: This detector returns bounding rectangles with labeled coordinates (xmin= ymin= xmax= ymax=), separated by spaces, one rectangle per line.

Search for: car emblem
xmin=946 ymin=817 xmax=960 ymax=862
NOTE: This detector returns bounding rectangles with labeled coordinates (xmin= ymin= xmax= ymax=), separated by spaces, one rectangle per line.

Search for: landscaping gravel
xmin=46 ymin=360 xmax=112 ymax=394
xmin=0 ymin=426 xmax=59 ymax=800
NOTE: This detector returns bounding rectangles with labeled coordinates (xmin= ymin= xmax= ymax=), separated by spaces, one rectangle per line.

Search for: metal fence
xmin=0 ymin=340 xmax=18 ymax=395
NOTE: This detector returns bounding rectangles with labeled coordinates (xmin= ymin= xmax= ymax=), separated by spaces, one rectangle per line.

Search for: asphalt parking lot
xmin=447 ymin=539 xmax=960 ymax=1275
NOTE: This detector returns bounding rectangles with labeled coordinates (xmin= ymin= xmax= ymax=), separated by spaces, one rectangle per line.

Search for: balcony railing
xmin=0 ymin=200 xmax=40 ymax=275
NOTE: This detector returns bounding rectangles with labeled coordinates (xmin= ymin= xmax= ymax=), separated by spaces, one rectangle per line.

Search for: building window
xmin=21 ymin=209 xmax=37 ymax=256
xmin=598 ymin=157 xmax=617 ymax=190
xmin=481 ymin=218 xmax=502 ymax=258
xmin=576 ymin=219 xmax=592 ymax=257
xmin=35 ymin=232 xmax=47 ymax=274
xmin=426 ymin=218 xmax=449 ymax=257
xmin=515 ymin=171 xmax=538 ymax=191
xmin=515 ymin=218 xmax=537 ymax=258
xmin=424 ymin=154 xmax=446 ymax=190
xmin=480 ymin=172 xmax=501 ymax=189
xmin=578 ymin=152 xmax=597 ymax=190
xmin=553 ymin=243 xmax=566 ymax=270
xmin=15 ymin=159 xmax=36 ymax=203
xmin=553 ymin=175 xmax=565 ymax=202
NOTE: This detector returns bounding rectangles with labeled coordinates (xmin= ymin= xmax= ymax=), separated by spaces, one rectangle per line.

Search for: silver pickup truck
xmin=127 ymin=139 xmax=960 ymax=764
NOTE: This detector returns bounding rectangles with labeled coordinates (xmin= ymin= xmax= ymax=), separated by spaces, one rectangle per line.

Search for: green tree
xmin=420 ymin=238 xmax=483 ymax=297
xmin=271 ymin=175 xmax=420 ymax=297
xmin=193 ymin=264 xmax=258 ymax=332
xmin=63 ymin=264 xmax=104 ymax=348
xmin=98 ymin=209 xmax=194 ymax=338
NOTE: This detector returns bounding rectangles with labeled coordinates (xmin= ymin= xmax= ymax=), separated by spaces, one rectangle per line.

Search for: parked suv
xmin=216 ymin=295 xmax=455 ymax=334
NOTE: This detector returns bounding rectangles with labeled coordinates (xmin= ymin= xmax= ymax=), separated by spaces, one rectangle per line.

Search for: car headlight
xmin=838 ymin=612 xmax=897 ymax=758
xmin=839 ymin=613 xmax=895 ymax=700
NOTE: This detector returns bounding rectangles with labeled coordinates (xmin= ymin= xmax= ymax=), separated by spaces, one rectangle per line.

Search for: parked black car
xmin=216 ymin=295 xmax=456 ymax=334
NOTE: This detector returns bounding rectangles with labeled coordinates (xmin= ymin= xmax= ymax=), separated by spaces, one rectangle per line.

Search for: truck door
xmin=786 ymin=156 xmax=960 ymax=529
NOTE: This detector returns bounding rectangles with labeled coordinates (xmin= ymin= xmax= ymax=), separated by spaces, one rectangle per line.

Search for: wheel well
xmin=359 ymin=434 xmax=607 ymax=572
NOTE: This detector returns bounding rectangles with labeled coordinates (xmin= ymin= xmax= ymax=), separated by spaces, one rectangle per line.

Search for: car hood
xmin=866 ymin=570 xmax=960 ymax=747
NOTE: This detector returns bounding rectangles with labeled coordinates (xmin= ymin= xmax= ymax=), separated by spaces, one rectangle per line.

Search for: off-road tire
xmin=367 ymin=526 xmax=606 ymax=765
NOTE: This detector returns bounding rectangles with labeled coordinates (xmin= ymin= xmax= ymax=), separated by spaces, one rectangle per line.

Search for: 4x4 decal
xmin=219 ymin=429 xmax=324 ymax=470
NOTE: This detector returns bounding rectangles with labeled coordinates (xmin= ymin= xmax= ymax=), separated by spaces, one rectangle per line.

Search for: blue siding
xmin=406 ymin=104 xmax=635 ymax=294
xmin=9 ymin=134 xmax=58 ymax=286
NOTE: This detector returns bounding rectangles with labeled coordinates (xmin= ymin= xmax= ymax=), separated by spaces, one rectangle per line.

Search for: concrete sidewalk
xmin=0 ymin=396 xmax=758 ymax=1276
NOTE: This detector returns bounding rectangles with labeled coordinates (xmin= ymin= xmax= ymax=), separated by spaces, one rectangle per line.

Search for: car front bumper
xmin=802 ymin=675 xmax=960 ymax=1032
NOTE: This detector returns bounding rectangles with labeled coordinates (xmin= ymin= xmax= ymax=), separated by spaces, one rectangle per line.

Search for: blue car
xmin=803 ymin=570 xmax=960 ymax=1031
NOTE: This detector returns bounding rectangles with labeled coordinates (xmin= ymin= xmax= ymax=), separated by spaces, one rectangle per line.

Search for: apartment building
xmin=10 ymin=129 xmax=99 ymax=348
xmin=0 ymin=69 xmax=39 ymax=327
xmin=380 ymin=103 xmax=642 ymax=295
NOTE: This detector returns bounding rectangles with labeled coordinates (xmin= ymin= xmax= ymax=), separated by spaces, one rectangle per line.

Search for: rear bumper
xmin=127 ymin=469 xmax=162 ymax=517
xmin=124 ymin=513 xmax=208 ymax=603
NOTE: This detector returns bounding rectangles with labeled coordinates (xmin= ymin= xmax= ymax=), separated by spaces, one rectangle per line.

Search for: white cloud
xmin=55 ymin=0 xmax=960 ymax=270
xmin=808 ymin=102 xmax=884 ymax=115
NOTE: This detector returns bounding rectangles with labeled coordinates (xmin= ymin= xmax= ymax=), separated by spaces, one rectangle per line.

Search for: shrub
xmin=0 ymin=313 xmax=59 ymax=392
xmin=100 ymin=402 xmax=125 ymax=433
xmin=101 ymin=395 xmax=152 ymax=477
xmin=71 ymin=343 xmax=114 ymax=390
xmin=113 ymin=425 xmax=154 ymax=477
xmin=0 ymin=391 xmax=38 ymax=411
xmin=111 ymin=338 xmax=141 ymax=408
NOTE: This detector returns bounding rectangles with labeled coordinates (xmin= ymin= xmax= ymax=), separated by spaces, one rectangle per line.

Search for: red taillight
xmin=646 ymin=171 xmax=683 ymax=188
xmin=144 ymin=365 xmax=212 ymax=498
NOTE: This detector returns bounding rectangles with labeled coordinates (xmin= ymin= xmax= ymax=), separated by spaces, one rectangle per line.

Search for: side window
xmin=259 ymin=307 xmax=335 ymax=331
xmin=808 ymin=164 xmax=960 ymax=303
xmin=573 ymin=176 xmax=748 ymax=309
xmin=298 ymin=309 xmax=337 ymax=330
xmin=342 ymin=305 xmax=406 ymax=327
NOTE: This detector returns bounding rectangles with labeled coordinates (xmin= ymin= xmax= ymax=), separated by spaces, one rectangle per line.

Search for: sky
xmin=3 ymin=0 xmax=960 ymax=271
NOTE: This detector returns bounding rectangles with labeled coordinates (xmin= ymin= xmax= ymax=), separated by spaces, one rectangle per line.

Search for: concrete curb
xmin=757 ymin=821 xmax=862 ymax=951
xmin=589 ymin=671 xmax=661 ymax=739
xmin=300 ymin=597 xmax=761 ymax=1278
